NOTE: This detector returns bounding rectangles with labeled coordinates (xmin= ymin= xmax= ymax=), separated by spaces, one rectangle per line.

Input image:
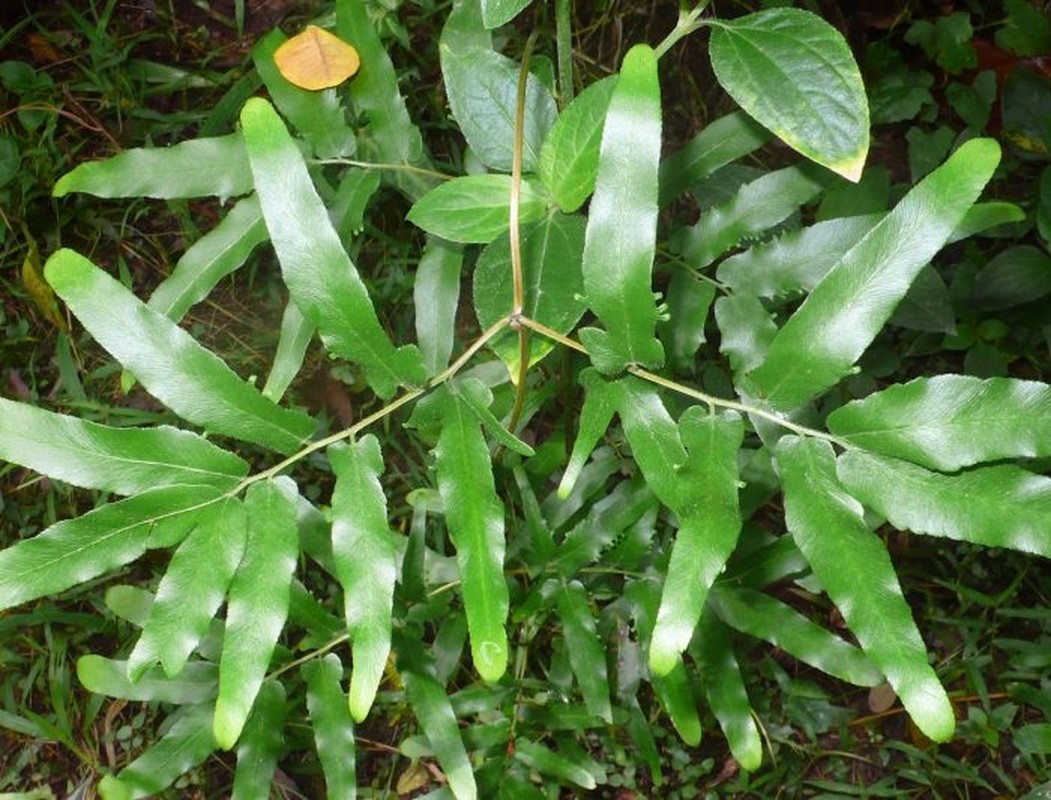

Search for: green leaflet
xmin=77 ymin=656 xmax=218 ymax=704
xmin=480 ymin=0 xmax=531 ymax=28
xmin=611 ymin=378 xmax=687 ymax=509
xmin=0 ymin=396 xmax=247 ymax=495
xmin=231 ymin=681 xmax=287 ymax=800
xmin=304 ymin=654 xmax=357 ymax=800
xmin=837 ymin=450 xmax=1051 ymax=557
xmin=708 ymin=8 xmax=869 ymax=181
xmin=660 ymin=271 xmax=716 ymax=372
xmin=44 ymin=249 xmax=314 ymax=454
xmin=452 ymin=379 xmax=535 ymax=456
xmin=691 ymin=611 xmax=762 ymax=771
xmin=403 ymin=667 xmax=477 ymax=800
xmin=98 ymin=704 xmax=217 ymax=799
xmin=658 ymin=111 xmax=771 ymax=206
xmin=215 ymin=483 xmax=298 ymax=749
xmin=579 ymin=44 xmax=664 ymax=374
xmin=514 ymin=739 xmax=597 ymax=790
xmin=557 ymin=370 xmax=617 ymax=499
xmin=415 ymin=239 xmax=463 ymax=376
xmin=971 ymin=244 xmax=1051 ymax=311
xmin=337 ymin=0 xmax=434 ymax=200
xmin=744 ymin=138 xmax=1001 ymax=410
xmin=53 ymin=132 xmax=252 ymax=201
xmin=653 ymin=660 xmax=703 ymax=747
xmin=262 ymin=300 xmax=315 ymax=402
xmin=714 ymin=295 xmax=778 ymax=378
xmin=147 ymin=195 xmax=269 ymax=322
xmin=415 ymin=385 xmax=509 ymax=682
xmin=828 ymin=375 xmax=1051 ymax=471
xmin=650 ymin=409 xmax=744 ymax=677
xmin=128 ymin=498 xmax=247 ymax=681
xmin=538 ymin=77 xmax=617 ymax=213
xmin=330 ymin=436 xmax=398 ymax=722
xmin=440 ymin=46 xmax=558 ymax=173
xmin=557 ymin=580 xmax=613 ymax=723
xmin=473 ymin=213 xmax=587 ymax=378
xmin=251 ymin=29 xmax=355 ymax=159
xmin=407 ymin=174 xmax=549 ymax=244
xmin=0 ymin=484 xmax=221 ymax=612
xmin=674 ymin=164 xmax=826 ymax=271
xmin=709 ymin=585 xmax=883 ymax=686
xmin=241 ymin=97 xmax=426 ymax=399
xmin=777 ymin=436 xmax=955 ymax=742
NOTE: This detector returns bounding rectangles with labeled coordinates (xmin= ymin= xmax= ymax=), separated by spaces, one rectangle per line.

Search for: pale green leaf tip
xmin=835 ymin=152 xmax=867 ymax=184
xmin=348 ymin=683 xmax=374 ymax=724
xmin=98 ymin=774 xmax=132 ymax=800
xmin=648 ymin=645 xmax=678 ymax=679
xmin=213 ymin=704 xmax=243 ymax=751
xmin=475 ymin=640 xmax=508 ymax=683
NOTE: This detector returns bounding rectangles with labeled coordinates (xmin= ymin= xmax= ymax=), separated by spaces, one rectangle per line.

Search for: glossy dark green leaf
xmin=304 ymin=654 xmax=356 ymax=800
xmin=838 ymin=450 xmax=1051 ymax=557
xmin=45 ymin=249 xmax=314 ymax=454
xmin=441 ymin=47 xmax=558 ymax=173
xmin=215 ymin=483 xmax=298 ymax=749
xmin=404 ymin=667 xmax=477 ymax=800
xmin=659 ymin=111 xmax=772 ymax=206
xmin=97 ymin=704 xmax=217 ymax=798
xmin=710 ymin=585 xmax=882 ymax=686
xmin=473 ymin=213 xmax=587 ymax=376
xmin=514 ymin=739 xmax=597 ymax=790
xmin=407 ymin=174 xmax=548 ymax=244
xmin=829 ymin=376 xmax=1051 ymax=471
xmin=660 ymin=272 xmax=716 ymax=372
xmin=557 ymin=580 xmax=612 ymax=723
xmin=0 ymin=484 xmax=221 ymax=612
xmin=53 ymin=133 xmax=251 ymax=200
xmin=0 ymin=396 xmax=247 ymax=495
xmin=708 ymin=8 xmax=869 ymax=181
xmin=777 ymin=436 xmax=954 ymax=742
xmin=675 ymin=164 xmax=826 ymax=270
xmin=714 ymin=295 xmax=777 ymax=378
xmin=338 ymin=0 xmax=434 ymax=200
xmin=330 ymin=436 xmax=398 ymax=722
xmin=744 ymin=138 xmax=1000 ymax=410
xmin=262 ymin=300 xmax=315 ymax=402
xmin=691 ymin=612 xmax=762 ymax=771
xmin=241 ymin=97 xmax=426 ymax=399
xmin=579 ymin=45 xmax=664 ymax=374
xmin=652 ymin=660 xmax=702 ymax=747
xmin=889 ymin=265 xmax=954 ymax=333
xmin=128 ymin=498 xmax=247 ymax=681
xmin=971 ymin=245 xmax=1051 ymax=311
xmin=651 ymin=410 xmax=744 ymax=676
xmin=411 ymin=386 xmax=509 ymax=682
xmin=252 ymin=29 xmax=355 ymax=159
xmin=231 ymin=681 xmax=287 ymax=800
xmin=538 ymin=77 xmax=616 ymax=212
xmin=147 ymin=195 xmax=268 ymax=322
xmin=415 ymin=239 xmax=463 ymax=376
xmin=77 ymin=655 xmax=218 ymax=704
xmin=557 ymin=370 xmax=617 ymax=499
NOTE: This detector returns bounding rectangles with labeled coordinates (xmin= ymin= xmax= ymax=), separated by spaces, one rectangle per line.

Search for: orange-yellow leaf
xmin=273 ymin=25 xmax=360 ymax=91
xmin=21 ymin=235 xmax=67 ymax=332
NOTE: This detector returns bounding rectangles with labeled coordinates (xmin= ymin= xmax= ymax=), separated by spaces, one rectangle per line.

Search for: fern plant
xmin=0 ymin=0 xmax=1039 ymax=795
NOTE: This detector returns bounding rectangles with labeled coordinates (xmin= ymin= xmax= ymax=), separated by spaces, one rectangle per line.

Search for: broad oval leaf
xmin=651 ymin=409 xmax=744 ymax=677
xmin=838 ymin=450 xmax=1051 ymax=557
xmin=579 ymin=44 xmax=665 ymax=374
xmin=708 ymin=8 xmax=869 ymax=181
xmin=54 ymin=133 xmax=251 ymax=200
xmin=44 ymin=249 xmax=315 ymax=454
xmin=744 ymin=138 xmax=1001 ymax=410
xmin=481 ymin=0 xmax=532 ymax=28
xmin=473 ymin=212 xmax=587 ymax=376
xmin=231 ymin=681 xmax=287 ymax=800
xmin=538 ymin=77 xmax=616 ymax=213
xmin=777 ymin=436 xmax=955 ymax=742
xmin=304 ymin=654 xmax=357 ymax=799
xmin=273 ymin=25 xmax=360 ymax=91
xmin=128 ymin=498 xmax=247 ymax=681
xmin=557 ymin=580 xmax=613 ymax=723
xmin=215 ymin=482 xmax=299 ymax=749
xmin=77 ymin=655 xmax=219 ymax=704
xmin=330 ymin=436 xmax=398 ymax=722
xmin=241 ymin=97 xmax=426 ymax=399
xmin=971 ymin=244 xmax=1051 ymax=311
xmin=403 ymin=667 xmax=477 ymax=800
xmin=0 ymin=396 xmax=247 ymax=495
xmin=407 ymin=174 xmax=549 ymax=244
xmin=0 ymin=484 xmax=222 ymax=612
xmin=147 ymin=195 xmax=269 ymax=323
xmin=98 ymin=704 xmax=217 ymax=799
xmin=440 ymin=46 xmax=558 ymax=173
xmin=828 ymin=375 xmax=1051 ymax=471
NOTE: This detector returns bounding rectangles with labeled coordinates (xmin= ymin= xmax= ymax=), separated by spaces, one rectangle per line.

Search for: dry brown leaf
xmin=274 ymin=25 xmax=360 ymax=91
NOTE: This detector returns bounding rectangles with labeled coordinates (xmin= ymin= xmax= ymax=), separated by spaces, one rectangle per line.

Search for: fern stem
xmin=311 ymin=158 xmax=453 ymax=181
